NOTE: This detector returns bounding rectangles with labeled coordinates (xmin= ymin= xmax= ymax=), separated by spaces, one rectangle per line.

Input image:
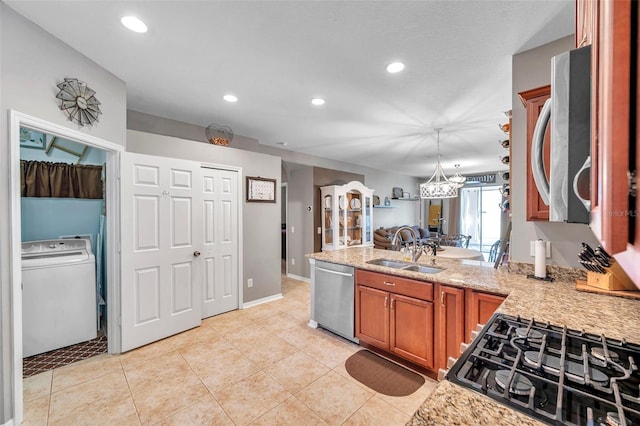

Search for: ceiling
xmin=6 ymin=1 xmax=574 ymax=178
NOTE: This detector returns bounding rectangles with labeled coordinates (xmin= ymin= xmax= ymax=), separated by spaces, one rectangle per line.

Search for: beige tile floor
xmin=23 ymin=274 xmax=438 ymax=425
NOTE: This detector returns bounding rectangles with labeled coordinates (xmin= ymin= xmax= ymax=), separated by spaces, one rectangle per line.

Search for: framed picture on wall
xmin=246 ymin=176 xmax=277 ymax=203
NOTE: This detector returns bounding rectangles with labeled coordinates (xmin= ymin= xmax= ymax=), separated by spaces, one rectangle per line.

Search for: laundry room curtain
xmin=20 ymin=160 xmax=103 ymax=199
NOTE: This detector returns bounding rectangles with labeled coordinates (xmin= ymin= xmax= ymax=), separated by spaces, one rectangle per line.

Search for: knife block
xmin=586 ymin=261 xmax=636 ymax=291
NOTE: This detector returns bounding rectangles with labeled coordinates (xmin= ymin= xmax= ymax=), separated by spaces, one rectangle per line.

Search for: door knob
xmin=193 ymin=251 xmax=201 ymax=257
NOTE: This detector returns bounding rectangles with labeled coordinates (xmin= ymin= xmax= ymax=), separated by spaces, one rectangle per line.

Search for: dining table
xmin=436 ymin=246 xmax=485 ymax=261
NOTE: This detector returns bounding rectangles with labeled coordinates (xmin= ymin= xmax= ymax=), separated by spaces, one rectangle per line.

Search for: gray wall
xmin=0 ymin=4 xmax=128 ymax=422
xmin=128 ymin=110 xmax=260 ymax=152
xmin=126 ymin=130 xmax=282 ymax=303
xmin=262 ymin=145 xmax=422 ymax=229
xmin=287 ymin=166 xmax=315 ymax=278
xmin=511 ymin=36 xmax=599 ymax=267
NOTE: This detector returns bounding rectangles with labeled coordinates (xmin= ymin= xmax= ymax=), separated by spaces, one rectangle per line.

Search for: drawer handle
xmin=383 ymin=281 xmax=396 ymax=286
xmin=440 ymin=291 xmax=445 ymax=307
xmin=384 ymin=296 xmax=388 ymax=308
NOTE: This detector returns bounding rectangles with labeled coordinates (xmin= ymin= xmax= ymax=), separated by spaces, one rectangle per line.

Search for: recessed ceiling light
xmin=311 ymin=98 xmax=325 ymax=106
xmin=223 ymin=94 xmax=238 ymax=103
xmin=121 ymin=16 xmax=147 ymax=33
xmin=386 ymin=62 xmax=405 ymax=73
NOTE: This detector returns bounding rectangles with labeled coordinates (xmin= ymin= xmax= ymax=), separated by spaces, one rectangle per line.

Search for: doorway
xmin=459 ymin=185 xmax=502 ymax=259
xmin=20 ymin=127 xmax=109 ymax=377
xmin=9 ymin=111 xmax=123 ymax=424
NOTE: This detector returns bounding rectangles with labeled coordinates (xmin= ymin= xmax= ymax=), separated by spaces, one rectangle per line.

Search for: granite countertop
xmin=307 ymin=247 xmax=640 ymax=425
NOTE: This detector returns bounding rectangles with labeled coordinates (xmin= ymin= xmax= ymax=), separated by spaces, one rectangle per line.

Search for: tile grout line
xmin=119 ymin=359 xmax=143 ymax=425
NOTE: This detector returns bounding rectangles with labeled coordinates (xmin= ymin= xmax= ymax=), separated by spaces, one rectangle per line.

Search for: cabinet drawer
xmin=356 ymin=269 xmax=433 ymax=301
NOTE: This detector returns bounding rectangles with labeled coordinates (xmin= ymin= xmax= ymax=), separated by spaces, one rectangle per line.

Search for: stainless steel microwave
xmin=531 ymin=45 xmax=591 ymax=223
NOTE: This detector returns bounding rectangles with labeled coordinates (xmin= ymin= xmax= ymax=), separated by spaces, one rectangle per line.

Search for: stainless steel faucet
xmin=391 ymin=226 xmax=422 ymax=262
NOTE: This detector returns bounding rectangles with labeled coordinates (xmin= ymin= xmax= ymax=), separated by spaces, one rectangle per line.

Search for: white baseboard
xmin=2 ymin=418 xmax=15 ymax=426
xmin=242 ymin=293 xmax=283 ymax=309
xmin=286 ymin=273 xmax=310 ymax=283
xmin=308 ymin=319 xmax=318 ymax=328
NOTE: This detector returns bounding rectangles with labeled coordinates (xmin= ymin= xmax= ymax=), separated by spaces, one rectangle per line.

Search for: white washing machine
xmin=22 ymin=239 xmax=97 ymax=357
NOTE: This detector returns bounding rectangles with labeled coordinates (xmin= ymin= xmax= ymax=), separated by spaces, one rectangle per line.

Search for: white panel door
xmin=202 ymin=167 xmax=239 ymax=318
xmin=121 ymin=152 xmax=203 ymax=352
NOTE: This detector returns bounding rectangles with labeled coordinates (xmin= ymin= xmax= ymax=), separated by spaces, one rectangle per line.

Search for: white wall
xmin=126 ymin=130 xmax=282 ymax=303
xmin=511 ymin=36 xmax=599 ymax=267
xmin=0 ymin=4 xmax=127 ymax=422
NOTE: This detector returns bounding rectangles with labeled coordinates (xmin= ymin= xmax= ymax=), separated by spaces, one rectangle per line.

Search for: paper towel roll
xmin=534 ymin=240 xmax=546 ymax=278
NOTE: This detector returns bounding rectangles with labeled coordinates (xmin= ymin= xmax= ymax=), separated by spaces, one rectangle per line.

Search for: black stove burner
xmin=495 ymin=369 xmax=534 ymax=395
xmin=447 ymin=313 xmax=640 ymax=426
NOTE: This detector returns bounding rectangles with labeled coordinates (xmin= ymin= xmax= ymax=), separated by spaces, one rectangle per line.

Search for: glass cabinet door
xmin=323 ymin=194 xmax=333 ymax=246
xmin=338 ymin=194 xmax=346 ymax=247
xmin=363 ymin=195 xmax=372 ymax=244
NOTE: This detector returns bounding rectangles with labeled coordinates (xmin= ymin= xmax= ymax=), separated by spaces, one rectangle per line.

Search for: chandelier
xmin=419 ymin=129 xmax=459 ymax=199
xmin=449 ymin=164 xmax=467 ymax=187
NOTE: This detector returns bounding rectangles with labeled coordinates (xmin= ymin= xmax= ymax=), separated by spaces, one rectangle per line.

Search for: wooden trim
xmin=518 ymin=85 xmax=551 ymax=108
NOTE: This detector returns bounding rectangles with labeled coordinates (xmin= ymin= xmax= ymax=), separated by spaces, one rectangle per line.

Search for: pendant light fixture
xmin=419 ymin=128 xmax=459 ymax=199
xmin=449 ymin=164 xmax=467 ymax=187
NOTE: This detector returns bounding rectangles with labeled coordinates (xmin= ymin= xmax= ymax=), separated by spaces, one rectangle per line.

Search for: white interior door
xmin=202 ymin=167 xmax=239 ymax=318
xmin=121 ymin=152 xmax=203 ymax=352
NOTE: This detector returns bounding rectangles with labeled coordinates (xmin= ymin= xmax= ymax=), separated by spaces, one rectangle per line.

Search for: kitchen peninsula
xmin=307 ymin=247 xmax=640 ymax=425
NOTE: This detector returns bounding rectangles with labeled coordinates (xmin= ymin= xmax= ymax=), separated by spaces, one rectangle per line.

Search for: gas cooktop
xmin=447 ymin=313 xmax=640 ymax=426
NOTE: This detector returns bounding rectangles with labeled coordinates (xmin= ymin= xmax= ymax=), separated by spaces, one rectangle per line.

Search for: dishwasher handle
xmin=315 ymin=266 xmax=354 ymax=277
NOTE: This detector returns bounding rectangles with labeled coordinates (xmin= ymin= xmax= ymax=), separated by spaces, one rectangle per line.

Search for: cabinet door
xmin=590 ymin=0 xmax=638 ymax=253
xmin=390 ymin=294 xmax=434 ymax=369
xmin=518 ymin=86 xmax=551 ymax=221
xmin=355 ymin=285 xmax=389 ymax=349
xmin=435 ymin=285 xmax=465 ymax=372
xmin=467 ymin=291 xmax=506 ymax=342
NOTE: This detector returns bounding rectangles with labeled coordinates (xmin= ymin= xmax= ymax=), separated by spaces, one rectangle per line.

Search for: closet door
xmin=120 ymin=152 xmax=203 ymax=352
xmin=201 ymin=167 xmax=239 ymax=318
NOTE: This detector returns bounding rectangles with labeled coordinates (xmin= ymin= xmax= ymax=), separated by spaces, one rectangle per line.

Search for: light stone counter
xmin=306 ymin=247 xmax=640 ymax=425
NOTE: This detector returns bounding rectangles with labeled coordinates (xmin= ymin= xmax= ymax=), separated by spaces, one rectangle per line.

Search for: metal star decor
xmin=56 ymin=77 xmax=102 ymax=126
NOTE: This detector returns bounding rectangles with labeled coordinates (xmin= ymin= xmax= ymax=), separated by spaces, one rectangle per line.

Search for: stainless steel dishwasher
xmin=313 ymin=260 xmax=358 ymax=343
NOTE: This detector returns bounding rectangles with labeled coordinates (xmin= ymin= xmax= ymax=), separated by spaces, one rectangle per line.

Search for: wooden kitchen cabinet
xmin=435 ymin=285 xmax=465 ymax=372
xmin=390 ymin=293 xmax=434 ymax=369
xmin=355 ymin=285 xmax=389 ymax=349
xmin=576 ymin=0 xmax=639 ymax=284
xmin=355 ymin=270 xmax=435 ymax=369
xmin=518 ymin=85 xmax=551 ymax=221
xmin=466 ymin=290 xmax=506 ymax=342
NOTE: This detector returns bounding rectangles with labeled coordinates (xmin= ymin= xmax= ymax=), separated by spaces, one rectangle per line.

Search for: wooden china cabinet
xmin=576 ymin=0 xmax=639 ymax=283
xmin=320 ymin=181 xmax=374 ymax=251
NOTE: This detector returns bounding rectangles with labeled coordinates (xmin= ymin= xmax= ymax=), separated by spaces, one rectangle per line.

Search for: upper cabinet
xmin=519 ymin=86 xmax=551 ymax=221
xmin=577 ymin=0 xmax=639 ymax=283
xmin=320 ymin=181 xmax=374 ymax=251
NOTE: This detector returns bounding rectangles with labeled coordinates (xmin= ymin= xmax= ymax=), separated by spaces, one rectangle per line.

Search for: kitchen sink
xmin=366 ymin=258 xmax=410 ymax=269
xmin=365 ymin=258 xmax=444 ymax=274
xmin=401 ymin=264 xmax=444 ymax=274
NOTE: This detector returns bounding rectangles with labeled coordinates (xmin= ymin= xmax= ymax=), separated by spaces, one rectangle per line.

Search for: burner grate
xmin=447 ymin=313 xmax=640 ymax=426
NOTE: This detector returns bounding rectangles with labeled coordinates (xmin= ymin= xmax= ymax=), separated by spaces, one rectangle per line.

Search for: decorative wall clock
xmin=56 ymin=78 xmax=102 ymax=126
